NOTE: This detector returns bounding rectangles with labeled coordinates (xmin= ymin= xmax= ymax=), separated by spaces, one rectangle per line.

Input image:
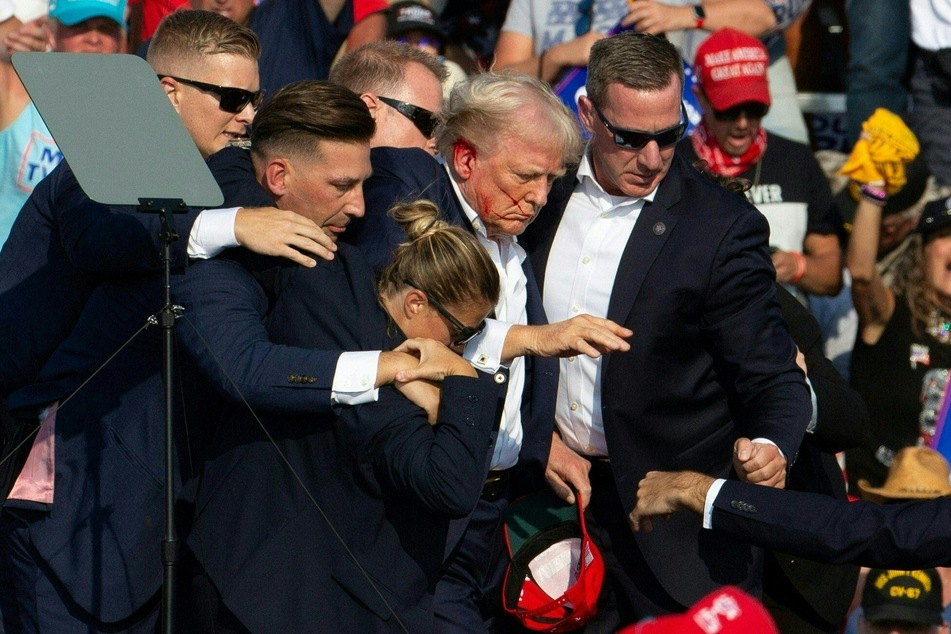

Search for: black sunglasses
xmin=378 ymin=96 xmax=437 ymax=138
xmin=158 ymin=75 xmax=265 ymax=114
xmin=404 ymin=278 xmax=486 ymax=347
xmin=713 ymin=101 xmax=770 ymax=122
xmin=593 ymin=101 xmax=688 ymax=150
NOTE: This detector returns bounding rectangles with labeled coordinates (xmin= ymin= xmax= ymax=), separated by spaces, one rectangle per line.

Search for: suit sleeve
xmin=712 ymin=480 xmax=951 ymax=568
xmin=776 ymin=283 xmax=869 ymax=453
xmin=174 ymin=257 xmax=340 ymax=415
xmin=344 ymin=148 xmax=451 ymax=275
xmin=355 ymin=377 xmax=497 ymax=518
xmin=702 ymin=209 xmax=811 ymax=461
xmin=207 ymin=146 xmax=273 ymax=208
xmin=53 ymin=163 xmax=198 ymax=277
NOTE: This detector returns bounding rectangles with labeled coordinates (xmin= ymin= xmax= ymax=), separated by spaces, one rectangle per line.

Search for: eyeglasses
xmin=378 ymin=96 xmax=437 ymax=138
xmin=593 ymin=101 xmax=688 ymax=150
xmin=404 ymin=278 xmax=487 ymax=347
xmin=576 ymin=0 xmax=594 ymax=36
xmin=158 ymin=75 xmax=265 ymax=114
xmin=712 ymin=102 xmax=769 ymax=122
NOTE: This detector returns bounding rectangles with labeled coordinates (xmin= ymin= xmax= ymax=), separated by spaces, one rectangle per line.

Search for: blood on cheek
xmin=452 ymin=140 xmax=526 ymax=219
xmin=498 ymin=187 xmax=525 ymax=215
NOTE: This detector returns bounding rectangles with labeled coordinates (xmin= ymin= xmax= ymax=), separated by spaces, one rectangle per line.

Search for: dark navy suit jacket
xmin=0 ymin=161 xmax=197 ymax=398
xmin=186 ymin=246 xmax=499 ymax=632
xmin=0 ymin=160 xmax=206 ymax=622
xmin=712 ymin=481 xmax=951 ymax=568
xmin=519 ymin=153 xmax=812 ymax=607
xmin=343 ymin=147 xmax=557 ymax=501
xmin=1 ymin=148 xmax=337 ymax=622
xmin=764 ymin=284 xmax=868 ymax=627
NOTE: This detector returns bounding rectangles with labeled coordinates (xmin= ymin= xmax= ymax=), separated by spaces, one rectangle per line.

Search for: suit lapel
xmin=603 ymin=158 xmax=686 ymax=377
xmin=527 ymin=167 xmax=578 ymax=291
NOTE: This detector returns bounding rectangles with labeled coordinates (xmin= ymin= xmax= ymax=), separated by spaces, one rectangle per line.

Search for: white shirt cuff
xmin=750 ymin=438 xmax=784 ymax=461
xmin=463 ymin=318 xmax=511 ymax=372
xmin=187 ymin=208 xmax=240 ymax=259
xmin=805 ymin=376 xmax=818 ymax=433
xmin=702 ymin=478 xmax=727 ymax=529
xmin=332 ymin=350 xmax=380 ymax=406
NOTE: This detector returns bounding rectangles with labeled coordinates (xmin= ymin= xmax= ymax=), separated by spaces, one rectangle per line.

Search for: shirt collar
xmin=576 ymin=145 xmax=660 ymax=208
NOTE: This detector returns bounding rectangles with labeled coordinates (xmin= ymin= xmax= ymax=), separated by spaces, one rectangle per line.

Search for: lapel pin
xmin=653 ymin=222 xmax=666 ymax=235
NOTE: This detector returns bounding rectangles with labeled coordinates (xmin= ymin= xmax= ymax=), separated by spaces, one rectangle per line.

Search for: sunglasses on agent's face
xmin=158 ymin=75 xmax=265 ymax=114
xmin=378 ymin=96 xmax=437 ymax=138
xmin=404 ymin=278 xmax=486 ymax=347
xmin=592 ymin=101 xmax=688 ymax=150
xmin=712 ymin=101 xmax=769 ymax=122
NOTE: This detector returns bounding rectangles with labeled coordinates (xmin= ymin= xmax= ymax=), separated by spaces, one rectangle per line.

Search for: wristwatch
xmin=691 ymin=4 xmax=706 ymax=29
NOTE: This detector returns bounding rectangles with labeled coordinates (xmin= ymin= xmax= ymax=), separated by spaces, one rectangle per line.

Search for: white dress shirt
xmin=543 ymin=152 xmax=655 ymax=457
xmin=447 ymin=165 xmax=527 ymax=471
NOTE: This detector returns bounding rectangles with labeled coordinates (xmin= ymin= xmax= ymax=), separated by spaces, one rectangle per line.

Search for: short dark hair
xmin=250 ymin=80 xmax=375 ymax=160
xmin=586 ymin=32 xmax=683 ymax=107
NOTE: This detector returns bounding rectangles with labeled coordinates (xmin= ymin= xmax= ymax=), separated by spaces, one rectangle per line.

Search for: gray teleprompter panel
xmin=12 ymin=52 xmax=223 ymax=207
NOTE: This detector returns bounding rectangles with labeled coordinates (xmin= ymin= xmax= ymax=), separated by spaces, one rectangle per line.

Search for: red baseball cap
xmin=502 ymin=490 xmax=604 ymax=632
xmin=619 ymin=587 xmax=779 ymax=634
xmin=693 ymin=28 xmax=771 ymax=111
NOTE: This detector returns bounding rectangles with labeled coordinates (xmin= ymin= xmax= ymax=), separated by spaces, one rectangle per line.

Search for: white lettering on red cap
xmin=704 ymin=46 xmax=768 ymax=68
xmin=709 ymin=61 xmax=766 ymax=81
xmin=691 ymin=594 xmax=743 ymax=633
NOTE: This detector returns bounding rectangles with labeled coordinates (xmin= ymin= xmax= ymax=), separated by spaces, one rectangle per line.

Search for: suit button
xmin=569 ymin=402 xmax=579 ymax=411
xmin=494 ymin=373 xmax=506 ymax=384
xmin=468 ymin=395 xmax=479 ymax=403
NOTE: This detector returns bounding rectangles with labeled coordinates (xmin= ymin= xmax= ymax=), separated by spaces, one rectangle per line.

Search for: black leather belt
xmin=481 ymin=467 xmax=513 ymax=501
xmin=584 ymin=455 xmax=612 ymax=481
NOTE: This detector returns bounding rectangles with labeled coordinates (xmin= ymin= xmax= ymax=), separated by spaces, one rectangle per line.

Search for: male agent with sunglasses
xmin=519 ymin=31 xmax=811 ymax=628
xmin=681 ymin=28 xmax=843 ymax=303
xmin=330 ymin=40 xmax=447 ymax=157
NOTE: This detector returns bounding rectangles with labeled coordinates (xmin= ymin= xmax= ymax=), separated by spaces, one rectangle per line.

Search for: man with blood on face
xmin=344 ymin=71 xmax=634 ymax=631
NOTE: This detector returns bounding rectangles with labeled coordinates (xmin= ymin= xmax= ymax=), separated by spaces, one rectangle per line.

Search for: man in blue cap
xmin=47 ymin=0 xmax=126 ymax=52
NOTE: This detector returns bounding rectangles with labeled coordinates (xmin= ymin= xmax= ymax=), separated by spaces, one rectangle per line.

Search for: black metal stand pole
xmin=140 ymin=198 xmax=187 ymax=634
